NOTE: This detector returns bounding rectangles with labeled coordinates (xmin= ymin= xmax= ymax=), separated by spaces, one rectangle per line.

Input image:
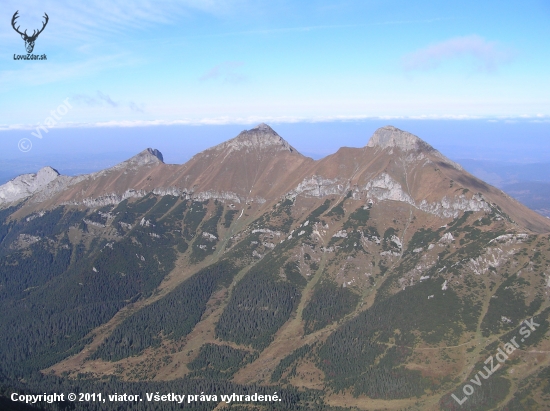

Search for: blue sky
xmin=0 ymin=0 xmax=549 ymax=179
xmin=1 ymin=0 xmax=549 ymax=128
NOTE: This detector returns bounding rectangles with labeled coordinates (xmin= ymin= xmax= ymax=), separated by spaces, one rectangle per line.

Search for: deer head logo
xmin=11 ymin=11 xmax=49 ymax=54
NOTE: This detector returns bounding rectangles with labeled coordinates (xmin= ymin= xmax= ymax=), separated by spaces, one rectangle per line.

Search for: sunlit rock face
xmin=0 ymin=166 xmax=60 ymax=204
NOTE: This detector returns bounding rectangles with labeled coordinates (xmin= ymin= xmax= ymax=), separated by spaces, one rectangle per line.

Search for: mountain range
xmin=1 ymin=124 xmax=549 ymax=411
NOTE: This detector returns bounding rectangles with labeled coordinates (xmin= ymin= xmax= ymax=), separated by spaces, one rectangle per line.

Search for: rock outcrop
xmin=366 ymin=125 xmax=430 ymax=151
xmin=0 ymin=167 xmax=60 ymax=204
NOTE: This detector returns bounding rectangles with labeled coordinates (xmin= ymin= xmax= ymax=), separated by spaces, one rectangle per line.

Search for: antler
xmin=31 ymin=13 xmax=49 ymax=39
xmin=11 ymin=11 xmax=49 ymax=39
xmin=11 ymin=11 xmax=27 ymax=37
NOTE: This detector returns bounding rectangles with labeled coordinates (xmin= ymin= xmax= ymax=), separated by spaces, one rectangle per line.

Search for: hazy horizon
xmin=2 ymin=119 xmax=550 ymax=182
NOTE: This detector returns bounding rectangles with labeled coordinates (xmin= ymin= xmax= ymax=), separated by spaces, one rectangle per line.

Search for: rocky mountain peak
xmin=218 ymin=123 xmax=300 ymax=154
xmin=124 ymin=148 xmax=164 ymax=166
xmin=0 ymin=166 xmax=60 ymax=205
xmin=366 ymin=126 xmax=435 ymax=152
xmin=366 ymin=126 xmax=464 ymax=171
xmin=252 ymin=123 xmax=275 ymax=132
xmin=37 ymin=166 xmax=60 ymax=179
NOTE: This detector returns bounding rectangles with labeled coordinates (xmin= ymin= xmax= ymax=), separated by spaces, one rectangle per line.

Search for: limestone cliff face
xmin=0 ymin=148 xmax=164 ymax=207
xmin=366 ymin=125 xmax=428 ymax=151
xmin=0 ymin=167 xmax=60 ymax=204
xmin=366 ymin=125 xmax=463 ymax=170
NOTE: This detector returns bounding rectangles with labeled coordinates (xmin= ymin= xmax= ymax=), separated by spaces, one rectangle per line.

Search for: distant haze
xmin=1 ymin=120 xmax=550 ymax=174
xmin=4 ymin=119 xmax=549 ymax=217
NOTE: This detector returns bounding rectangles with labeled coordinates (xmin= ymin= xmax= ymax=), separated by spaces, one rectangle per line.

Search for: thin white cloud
xmin=2 ymin=114 xmax=549 ymax=131
xmin=0 ymin=53 xmax=135 ymax=91
xmin=97 ymin=91 xmax=118 ymax=107
xmin=72 ymin=91 xmax=118 ymax=107
xmin=371 ymin=17 xmax=453 ymax=27
xmin=403 ymin=35 xmax=515 ymax=72
xmin=72 ymin=91 xmax=145 ymax=112
xmin=0 ymin=0 xmax=249 ymax=42
xmin=183 ymin=17 xmax=453 ymax=40
xmin=199 ymin=61 xmax=246 ymax=83
xmin=128 ymin=101 xmax=145 ymax=113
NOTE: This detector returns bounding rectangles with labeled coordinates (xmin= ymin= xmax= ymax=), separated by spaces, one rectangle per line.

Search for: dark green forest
xmin=302 ymin=280 xmax=359 ymax=334
xmin=317 ymin=278 xmax=468 ymax=399
xmin=188 ymin=344 xmax=257 ymax=380
xmin=1 ymin=191 xmax=549 ymax=410
xmin=215 ymin=252 xmax=303 ymax=350
xmin=0 ymin=196 xmax=202 ymax=376
xmin=93 ymin=260 xmax=239 ymax=361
